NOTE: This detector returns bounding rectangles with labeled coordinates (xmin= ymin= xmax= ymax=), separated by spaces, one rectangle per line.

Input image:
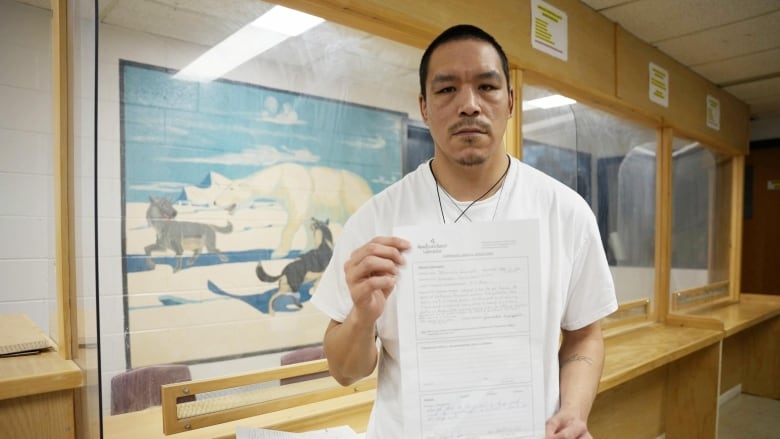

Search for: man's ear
xmin=508 ymin=86 xmax=515 ymax=118
xmin=419 ymin=93 xmax=429 ymax=124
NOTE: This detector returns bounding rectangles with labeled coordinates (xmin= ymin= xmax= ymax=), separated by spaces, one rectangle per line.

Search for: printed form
xmin=394 ymin=220 xmax=545 ymax=438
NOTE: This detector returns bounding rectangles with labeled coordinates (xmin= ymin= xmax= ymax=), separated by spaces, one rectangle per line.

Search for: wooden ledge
xmin=103 ymin=390 xmax=375 ymax=439
xmin=670 ymin=294 xmax=780 ymax=337
xmin=213 ymin=390 xmax=375 ymax=438
xmin=160 ymin=357 xmax=377 ymax=435
xmin=0 ymin=349 xmax=82 ymax=400
xmin=599 ymin=323 xmax=722 ymax=393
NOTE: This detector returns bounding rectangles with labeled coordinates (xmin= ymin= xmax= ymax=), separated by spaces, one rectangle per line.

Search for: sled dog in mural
xmin=257 ymin=217 xmax=334 ymax=315
xmin=144 ymin=196 xmax=233 ymax=272
xmin=212 ymin=163 xmax=372 ymax=258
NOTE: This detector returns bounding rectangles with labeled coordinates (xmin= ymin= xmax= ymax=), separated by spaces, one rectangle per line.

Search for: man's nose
xmin=457 ymin=88 xmax=480 ymax=116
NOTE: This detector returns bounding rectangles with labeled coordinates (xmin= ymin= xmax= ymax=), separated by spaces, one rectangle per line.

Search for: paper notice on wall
xmin=768 ymin=180 xmax=780 ymax=190
xmin=531 ymin=0 xmax=568 ymax=61
xmin=706 ymin=94 xmax=721 ymax=130
xmin=649 ymin=62 xmax=669 ymax=107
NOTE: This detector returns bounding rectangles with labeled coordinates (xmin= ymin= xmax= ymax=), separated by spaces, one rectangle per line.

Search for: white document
xmin=236 ymin=425 xmax=358 ymax=439
xmin=394 ymin=220 xmax=545 ymax=439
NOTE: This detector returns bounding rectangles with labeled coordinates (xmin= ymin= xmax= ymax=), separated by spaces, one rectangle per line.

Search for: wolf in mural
xmin=256 ymin=217 xmax=334 ymax=315
xmin=212 ymin=163 xmax=372 ymax=258
xmin=144 ymin=196 xmax=233 ymax=272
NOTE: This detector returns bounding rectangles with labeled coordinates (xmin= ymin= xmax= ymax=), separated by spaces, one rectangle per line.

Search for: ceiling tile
xmin=148 ymin=0 xmax=271 ymax=23
xmin=13 ymin=0 xmax=49 ymax=9
xmin=724 ymin=77 xmax=780 ymax=101
xmin=580 ymin=0 xmax=634 ymax=10
xmin=101 ymin=0 xmax=251 ymax=47
xmin=655 ymin=10 xmax=780 ymax=66
xmin=599 ymin=0 xmax=780 ymax=43
xmin=692 ymin=48 xmax=780 ymax=85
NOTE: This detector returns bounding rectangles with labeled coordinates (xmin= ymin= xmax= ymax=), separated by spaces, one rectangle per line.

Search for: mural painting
xmin=120 ymin=61 xmax=405 ymax=366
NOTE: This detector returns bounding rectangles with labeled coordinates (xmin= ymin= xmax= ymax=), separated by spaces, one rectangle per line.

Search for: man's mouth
xmin=450 ymin=120 xmax=489 ymax=136
xmin=455 ymin=128 xmax=485 ymax=135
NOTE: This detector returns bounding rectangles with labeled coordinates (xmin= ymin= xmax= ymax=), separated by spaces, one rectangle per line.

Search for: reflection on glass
xmin=95 ymin=0 xmax=425 ymax=426
xmin=669 ymin=138 xmax=732 ymax=295
xmin=522 ymin=84 xmax=658 ymax=306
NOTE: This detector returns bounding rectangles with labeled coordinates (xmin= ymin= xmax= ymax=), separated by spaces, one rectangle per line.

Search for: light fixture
xmin=174 ymin=6 xmax=324 ymax=82
xmin=522 ymin=94 xmax=577 ymax=110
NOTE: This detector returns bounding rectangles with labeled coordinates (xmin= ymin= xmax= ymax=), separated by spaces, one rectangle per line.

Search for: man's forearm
xmin=323 ymin=312 xmax=379 ymax=385
xmin=557 ymin=323 xmax=605 ymax=421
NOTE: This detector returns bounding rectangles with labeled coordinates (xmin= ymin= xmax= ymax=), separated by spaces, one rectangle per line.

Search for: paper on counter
xmin=236 ymin=425 xmax=358 ymax=438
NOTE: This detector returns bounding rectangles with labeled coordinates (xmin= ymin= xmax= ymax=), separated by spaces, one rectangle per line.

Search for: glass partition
xmin=669 ymin=137 xmax=732 ymax=309
xmin=522 ymin=84 xmax=659 ymax=317
xmin=95 ymin=0 xmax=425 ymax=426
xmin=71 ymin=0 xmax=100 ymax=436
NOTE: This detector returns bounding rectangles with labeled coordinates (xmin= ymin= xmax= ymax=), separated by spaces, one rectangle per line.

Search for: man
xmin=311 ymin=24 xmax=617 ymax=438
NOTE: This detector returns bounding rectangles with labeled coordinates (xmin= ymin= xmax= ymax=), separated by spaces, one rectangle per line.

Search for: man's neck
xmin=431 ymin=153 xmax=510 ymax=202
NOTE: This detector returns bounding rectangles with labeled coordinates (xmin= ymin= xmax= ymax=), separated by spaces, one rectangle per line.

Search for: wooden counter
xmin=590 ymin=323 xmax=722 ymax=439
xmin=672 ymin=294 xmax=780 ymax=399
xmin=0 ymin=315 xmax=83 ymax=439
xmin=104 ymin=322 xmax=725 ymax=438
xmin=103 ymin=390 xmax=374 ymax=439
xmin=599 ymin=323 xmax=722 ymax=392
xmin=0 ymin=349 xmax=82 ymax=401
xmin=102 ymin=299 xmax=779 ymax=439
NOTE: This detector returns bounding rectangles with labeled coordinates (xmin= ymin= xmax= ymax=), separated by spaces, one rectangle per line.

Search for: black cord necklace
xmin=429 ymin=155 xmax=511 ymax=224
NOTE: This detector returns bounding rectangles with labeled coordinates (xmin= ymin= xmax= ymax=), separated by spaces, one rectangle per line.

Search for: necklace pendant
xmin=430 ymin=155 xmax=511 ymax=225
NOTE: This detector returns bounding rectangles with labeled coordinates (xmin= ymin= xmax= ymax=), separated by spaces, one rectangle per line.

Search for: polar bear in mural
xmin=213 ymin=163 xmax=373 ymax=258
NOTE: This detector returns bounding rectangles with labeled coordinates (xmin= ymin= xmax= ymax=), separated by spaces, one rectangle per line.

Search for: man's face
xmin=419 ymin=39 xmax=514 ymax=167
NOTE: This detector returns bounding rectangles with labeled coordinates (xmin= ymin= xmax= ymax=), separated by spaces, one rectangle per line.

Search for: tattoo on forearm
xmin=562 ymin=354 xmax=593 ymax=365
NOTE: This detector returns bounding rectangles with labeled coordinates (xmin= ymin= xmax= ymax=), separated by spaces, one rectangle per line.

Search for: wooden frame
xmin=160 ymin=358 xmax=376 ymax=435
xmin=655 ymin=128 xmax=673 ymax=322
xmin=506 ymin=69 xmax=522 ymax=160
xmin=671 ymin=280 xmax=731 ymax=311
xmin=602 ymin=299 xmax=651 ymax=331
xmin=52 ymin=0 xmax=74 ymax=360
xmin=728 ymin=155 xmax=745 ymax=299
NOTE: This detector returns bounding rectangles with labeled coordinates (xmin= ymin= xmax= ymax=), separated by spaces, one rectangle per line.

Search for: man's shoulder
xmin=513 ymin=159 xmax=591 ymax=211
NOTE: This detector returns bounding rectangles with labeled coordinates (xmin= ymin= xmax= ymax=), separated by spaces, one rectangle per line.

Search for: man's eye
xmin=480 ymin=84 xmax=498 ymax=91
xmin=436 ymin=87 xmax=455 ymax=94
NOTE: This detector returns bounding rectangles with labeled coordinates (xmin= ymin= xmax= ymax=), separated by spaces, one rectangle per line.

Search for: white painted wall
xmin=0 ymin=0 xmax=57 ymax=339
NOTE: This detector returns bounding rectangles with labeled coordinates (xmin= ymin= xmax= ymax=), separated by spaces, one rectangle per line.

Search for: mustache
xmin=448 ymin=119 xmax=490 ymax=135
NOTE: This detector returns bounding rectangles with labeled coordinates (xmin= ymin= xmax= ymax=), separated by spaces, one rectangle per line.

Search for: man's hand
xmin=323 ymin=236 xmax=410 ymax=386
xmin=344 ymin=236 xmax=410 ymax=323
xmin=545 ymin=410 xmax=591 ymax=439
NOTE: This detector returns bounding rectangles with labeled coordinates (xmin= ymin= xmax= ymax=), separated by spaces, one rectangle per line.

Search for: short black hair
xmin=419 ymin=24 xmax=510 ymax=100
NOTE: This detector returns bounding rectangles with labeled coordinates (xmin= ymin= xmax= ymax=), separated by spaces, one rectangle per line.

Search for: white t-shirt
xmin=311 ymin=157 xmax=617 ymax=438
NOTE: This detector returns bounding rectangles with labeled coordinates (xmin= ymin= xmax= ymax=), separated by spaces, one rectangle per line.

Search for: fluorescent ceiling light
xmin=175 ymin=6 xmax=324 ymax=82
xmin=251 ymin=5 xmax=326 ymax=36
xmin=523 ymin=95 xmax=577 ymax=110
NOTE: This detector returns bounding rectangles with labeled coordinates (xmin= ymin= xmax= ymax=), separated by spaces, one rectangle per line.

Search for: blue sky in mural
xmin=121 ymin=61 xmax=406 ymax=203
